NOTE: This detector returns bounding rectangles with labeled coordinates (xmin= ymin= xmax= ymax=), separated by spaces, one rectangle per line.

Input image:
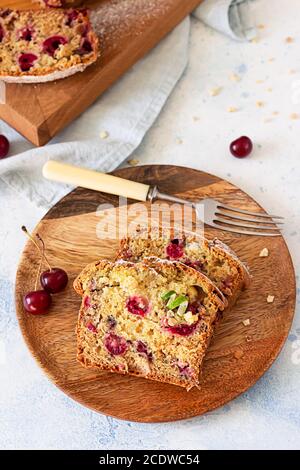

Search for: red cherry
xmin=43 ymin=35 xmax=67 ymax=56
xmin=126 ymin=295 xmax=149 ymax=317
xmin=86 ymin=322 xmax=97 ymax=333
xmin=0 ymin=135 xmax=9 ymax=159
xmin=23 ymin=290 xmax=52 ymax=315
xmin=0 ymin=24 xmax=5 ymax=43
xmin=18 ymin=26 xmax=34 ymax=41
xmin=230 ymin=136 xmax=253 ymax=158
xmin=136 ymin=340 xmax=153 ymax=361
xmin=40 ymin=268 xmax=68 ymax=294
xmin=18 ymin=53 xmax=37 ymax=72
xmin=104 ymin=333 xmax=128 ymax=356
xmin=164 ymin=321 xmax=199 ymax=336
xmin=166 ymin=239 xmax=184 ymax=259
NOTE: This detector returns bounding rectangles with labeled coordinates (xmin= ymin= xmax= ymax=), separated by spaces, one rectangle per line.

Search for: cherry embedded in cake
xmin=0 ymin=7 xmax=98 ymax=83
xmin=74 ymin=259 xmax=226 ymax=390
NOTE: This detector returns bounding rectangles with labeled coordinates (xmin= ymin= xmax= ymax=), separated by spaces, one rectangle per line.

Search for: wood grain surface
xmin=1 ymin=0 xmax=203 ymax=146
xmin=15 ymin=165 xmax=296 ymax=422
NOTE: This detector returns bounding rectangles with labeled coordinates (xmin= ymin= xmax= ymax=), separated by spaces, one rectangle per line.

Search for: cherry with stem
xmin=22 ymin=226 xmax=52 ymax=315
xmin=21 ymin=226 xmax=68 ymax=315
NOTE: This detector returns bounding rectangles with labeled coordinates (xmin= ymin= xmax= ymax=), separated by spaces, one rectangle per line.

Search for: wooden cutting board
xmin=1 ymin=0 xmax=203 ymax=146
xmin=15 ymin=165 xmax=296 ymax=422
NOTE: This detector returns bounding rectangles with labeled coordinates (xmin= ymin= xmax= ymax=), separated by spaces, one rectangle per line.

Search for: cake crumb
xmin=127 ymin=159 xmax=140 ymax=166
xmin=267 ymin=295 xmax=275 ymax=303
xmin=209 ymin=87 xmax=222 ymax=97
xmin=289 ymin=69 xmax=296 ymax=75
xmin=242 ymin=319 xmax=251 ymax=327
xmin=267 ymin=87 xmax=272 ymax=92
xmin=229 ymin=73 xmax=241 ymax=82
xmin=234 ymin=350 xmax=244 ymax=359
xmin=259 ymin=248 xmax=269 ymax=257
xmin=256 ymin=101 xmax=264 ymax=108
xmin=286 ymin=36 xmax=294 ymax=43
xmin=268 ymin=57 xmax=275 ymax=63
xmin=290 ymin=113 xmax=299 ymax=120
xmin=272 ymin=111 xmax=279 ymax=116
xmin=176 ymin=137 xmax=183 ymax=144
xmin=193 ymin=116 xmax=200 ymax=121
xmin=227 ymin=106 xmax=238 ymax=113
xmin=257 ymin=24 xmax=265 ymax=30
xmin=99 ymin=130 xmax=109 ymax=139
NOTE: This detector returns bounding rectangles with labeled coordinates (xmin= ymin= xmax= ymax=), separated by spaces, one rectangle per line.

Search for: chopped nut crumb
xmin=267 ymin=87 xmax=273 ymax=92
xmin=257 ymin=24 xmax=265 ymax=30
xmin=267 ymin=295 xmax=275 ymax=303
xmin=209 ymin=87 xmax=222 ymax=97
xmin=176 ymin=137 xmax=183 ymax=144
xmin=229 ymin=73 xmax=241 ymax=82
xmin=251 ymin=37 xmax=259 ymax=43
xmin=268 ymin=57 xmax=275 ymax=63
xmin=289 ymin=69 xmax=296 ymax=75
xmin=256 ymin=101 xmax=264 ymax=108
xmin=256 ymin=79 xmax=264 ymax=84
xmin=286 ymin=36 xmax=294 ymax=43
xmin=99 ymin=130 xmax=109 ymax=139
xmin=242 ymin=319 xmax=251 ymax=326
xmin=290 ymin=113 xmax=299 ymax=120
xmin=227 ymin=106 xmax=238 ymax=113
xmin=234 ymin=350 xmax=244 ymax=359
xmin=193 ymin=116 xmax=200 ymax=121
xmin=272 ymin=111 xmax=279 ymax=116
xmin=184 ymin=311 xmax=198 ymax=325
xmin=127 ymin=159 xmax=140 ymax=166
xmin=259 ymin=248 xmax=269 ymax=257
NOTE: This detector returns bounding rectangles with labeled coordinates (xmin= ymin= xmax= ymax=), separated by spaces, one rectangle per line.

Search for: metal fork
xmin=148 ymin=187 xmax=283 ymax=237
xmin=43 ymin=161 xmax=284 ymax=237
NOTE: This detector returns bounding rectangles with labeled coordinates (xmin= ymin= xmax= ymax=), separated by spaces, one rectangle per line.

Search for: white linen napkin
xmin=194 ymin=0 xmax=256 ymax=40
xmin=0 ymin=0 xmax=255 ymax=209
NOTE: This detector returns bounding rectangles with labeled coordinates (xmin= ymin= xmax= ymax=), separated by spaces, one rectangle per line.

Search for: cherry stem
xmin=21 ymin=226 xmax=52 ymax=272
xmin=36 ymin=233 xmax=52 ymax=271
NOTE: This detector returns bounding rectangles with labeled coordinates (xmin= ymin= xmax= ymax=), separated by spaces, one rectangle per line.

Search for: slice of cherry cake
xmin=0 ymin=8 xmax=98 ymax=83
xmin=74 ymin=259 xmax=226 ymax=390
xmin=116 ymin=229 xmax=250 ymax=307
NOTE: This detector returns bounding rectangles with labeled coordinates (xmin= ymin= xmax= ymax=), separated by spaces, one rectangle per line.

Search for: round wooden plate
xmin=15 ymin=165 xmax=296 ymax=422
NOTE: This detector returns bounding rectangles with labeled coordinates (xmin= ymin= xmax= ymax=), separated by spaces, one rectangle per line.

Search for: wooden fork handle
xmin=43 ymin=161 xmax=150 ymax=201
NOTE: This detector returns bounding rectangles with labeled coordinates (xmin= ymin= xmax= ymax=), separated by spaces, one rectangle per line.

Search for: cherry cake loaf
xmin=0 ymin=8 xmax=98 ymax=83
xmin=116 ymin=229 xmax=250 ymax=307
xmin=74 ymin=259 xmax=226 ymax=390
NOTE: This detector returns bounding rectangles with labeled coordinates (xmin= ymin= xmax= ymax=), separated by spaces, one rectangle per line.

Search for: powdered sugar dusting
xmin=91 ymin=0 xmax=174 ymax=54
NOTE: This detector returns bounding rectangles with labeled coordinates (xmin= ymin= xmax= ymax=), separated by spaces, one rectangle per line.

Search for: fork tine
xmin=216 ymin=203 xmax=284 ymax=220
xmin=214 ymin=217 xmax=282 ymax=231
xmin=215 ymin=211 xmax=284 ymax=226
xmin=210 ymin=222 xmax=282 ymax=237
